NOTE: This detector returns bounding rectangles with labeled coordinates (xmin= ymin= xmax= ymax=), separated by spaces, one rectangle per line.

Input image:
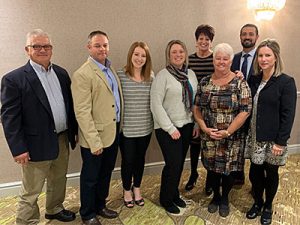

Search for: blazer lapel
xmin=24 ymin=62 xmax=54 ymax=119
xmin=88 ymin=59 xmax=113 ymax=93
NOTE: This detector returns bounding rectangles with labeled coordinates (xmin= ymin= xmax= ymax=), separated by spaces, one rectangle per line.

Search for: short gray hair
xmin=213 ymin=43 xmax=234 ymax=61
xmin=26 ymin=29 xmax=51 ymax=46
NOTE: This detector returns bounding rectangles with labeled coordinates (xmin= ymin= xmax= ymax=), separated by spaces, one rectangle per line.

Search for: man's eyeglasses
xmin=27 ymin=45 xmax=53 ymax=51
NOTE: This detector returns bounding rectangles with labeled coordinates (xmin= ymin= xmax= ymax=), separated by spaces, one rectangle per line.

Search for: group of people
xmin=0 ymin=23 xmax=296 ymax=225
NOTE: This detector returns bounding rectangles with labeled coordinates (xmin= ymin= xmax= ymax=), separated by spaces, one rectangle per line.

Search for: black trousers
xmin=120 ymin=133 xmax=152 ymax=190
xmin=189 ymin=142 xmax=211 ymax=188
xmin=249 ymin=162 xmax=279 ymax=209
xmin=209 ymin=171 xmax=234 ymax=204
xmin=155 ymin=123 xmax=193 ymax=207
xmin=79 ymin=125 xmax=119 ymax=220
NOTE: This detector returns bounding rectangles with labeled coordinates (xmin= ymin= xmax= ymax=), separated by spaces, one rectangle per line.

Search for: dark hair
xmin=194 ymin=24 xmax=215 ymax=41
xmin=88 ymin=30 xmax=108 ymax=43
xmin=240 ymin=24 xmax=259 ymax=36
xmin=124 ymin=41 xmax=153 ymax=81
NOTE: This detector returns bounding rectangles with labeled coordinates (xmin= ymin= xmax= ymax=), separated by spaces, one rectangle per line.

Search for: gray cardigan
xmin=150 ymin=68 xmax=198 ymax=135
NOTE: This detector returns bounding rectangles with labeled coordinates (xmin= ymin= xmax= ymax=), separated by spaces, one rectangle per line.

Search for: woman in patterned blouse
xmin=193 ymin=43 xmax=252 ymax=217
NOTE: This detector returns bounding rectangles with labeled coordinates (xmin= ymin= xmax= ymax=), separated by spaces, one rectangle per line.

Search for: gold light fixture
xmin=247 ymin=0 xmax=286 ymax=21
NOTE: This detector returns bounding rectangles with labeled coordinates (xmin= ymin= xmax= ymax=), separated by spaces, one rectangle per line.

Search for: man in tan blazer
xmin=71 ymin=30 xmax=123 ymax=225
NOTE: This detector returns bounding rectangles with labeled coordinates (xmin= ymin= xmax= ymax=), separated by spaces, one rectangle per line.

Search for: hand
xmin=204 ymin=128 xmax=222 ymax=140
xmin=214 ymin=130 xmax=229 ymax=140
xmin=192 ymin=128 xmax=200 ymax=139
xmin=170 ymin=129 xmax=181 ymax=140
xmin=272 ymin=144 xmax=284 ymax=156
xmin=92 ymin=148 xmax=103 ymax=155
xmin=234 ymin=70 xmax=244 ymax=79
xmin=14 ymin=152 xmax=30 ymax=165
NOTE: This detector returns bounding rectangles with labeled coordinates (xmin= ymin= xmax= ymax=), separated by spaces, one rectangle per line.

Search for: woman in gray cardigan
xmin=150 ymin=40 xmax=198 ymax=214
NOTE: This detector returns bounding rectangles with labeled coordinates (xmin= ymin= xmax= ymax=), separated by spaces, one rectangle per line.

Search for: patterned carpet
xmin=0 ymin=154 xmax=299 ymax=225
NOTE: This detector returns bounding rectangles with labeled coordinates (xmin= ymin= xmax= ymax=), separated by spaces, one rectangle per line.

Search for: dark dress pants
xmin=120 ymin=133 xmax=152 ymax=190
xmin=155 ymin=123 xmax=193 ymax=207
xmin=79 ymin=125 xmax=119 ymax=220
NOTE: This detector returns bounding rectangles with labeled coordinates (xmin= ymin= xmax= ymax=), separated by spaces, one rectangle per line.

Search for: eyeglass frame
xmin=26 ymin=44 xmax=53 ymax=51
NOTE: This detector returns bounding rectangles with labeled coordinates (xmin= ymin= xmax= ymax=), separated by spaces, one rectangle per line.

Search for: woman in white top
xmin=150 ymin=40 xmax=198 ymax=214
xmin=118 ymin=42 xmax=154 ymax=208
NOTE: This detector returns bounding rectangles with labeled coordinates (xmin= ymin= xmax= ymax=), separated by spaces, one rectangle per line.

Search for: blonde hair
xmin=124 ymin=42 xmax=152 ymax=82
xmin=165 ymin=40 xmax=188 ymax=67
xmin=253 ymin=38 xmax=283 ymax=76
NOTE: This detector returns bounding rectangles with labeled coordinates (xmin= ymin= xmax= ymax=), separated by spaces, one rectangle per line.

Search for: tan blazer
xmin=71 ymin=58 xmax=123 ymax=153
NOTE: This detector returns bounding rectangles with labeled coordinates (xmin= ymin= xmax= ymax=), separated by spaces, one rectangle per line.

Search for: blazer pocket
xmin=95 ymin=123 xmax=104 ymax=131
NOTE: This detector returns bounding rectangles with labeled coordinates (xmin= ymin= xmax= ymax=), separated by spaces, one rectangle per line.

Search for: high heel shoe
xmin=185 ymin=173 xmax=199 ymax=191
xmin=131 ymin=186 xmax=145 ymax=206
xmin=123 ymin=190 xmax=134 ymax=208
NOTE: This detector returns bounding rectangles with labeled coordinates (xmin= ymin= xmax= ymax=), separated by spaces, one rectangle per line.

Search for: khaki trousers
xmin=16 ymin=132 xmax=69 ymax=225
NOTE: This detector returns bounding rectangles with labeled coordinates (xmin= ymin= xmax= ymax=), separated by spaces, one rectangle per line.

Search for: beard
xmin=241 ymin=39 xmax=256 ymax=48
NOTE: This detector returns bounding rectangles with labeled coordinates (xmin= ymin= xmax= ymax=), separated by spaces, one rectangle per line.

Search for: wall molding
xmin=1 ymin=144 xmax=299 ymax=198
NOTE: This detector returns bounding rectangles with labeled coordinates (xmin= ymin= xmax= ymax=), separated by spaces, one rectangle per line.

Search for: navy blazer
xmin=249 ymin=73 xmax=297 ymax=146
xmin=231 ymin=52 xmax=255 ymax=82
xmin=1 ymin=61 xmax=77 ymax=161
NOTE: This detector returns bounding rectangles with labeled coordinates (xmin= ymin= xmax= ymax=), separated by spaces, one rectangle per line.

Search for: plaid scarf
xmin=166 ymin=64 xmax=193 ymax=112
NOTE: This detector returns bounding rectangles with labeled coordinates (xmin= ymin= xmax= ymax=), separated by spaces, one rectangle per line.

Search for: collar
xmin=89 ymin=56 xmax=111 ymax=72
xmin=242 ymin=48 xmax=256 ymax=58
xmin=30 ymin=60 xmax=52 ymax=72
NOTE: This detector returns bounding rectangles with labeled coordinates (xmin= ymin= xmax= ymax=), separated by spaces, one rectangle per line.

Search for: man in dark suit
xmin=231 ymin=24 xmax=259 ymax=186
xmin=231 ymin=24 xmax=259 ymax=81
xmin=1 ymin=29 xmax=77 ymax=224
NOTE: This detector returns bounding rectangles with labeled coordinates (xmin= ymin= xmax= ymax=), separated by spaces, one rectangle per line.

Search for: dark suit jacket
xmin=231 ymin=52 xmax=255 ymax=81
xmin=249 ymin=73 xmax=297 ymax=146
xmin=1 ymin=61 xmax=78 ymax=161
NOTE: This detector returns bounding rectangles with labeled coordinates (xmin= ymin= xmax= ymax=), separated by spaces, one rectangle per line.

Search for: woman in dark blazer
xmin=245 ymin=39 xmax=297 ymax=225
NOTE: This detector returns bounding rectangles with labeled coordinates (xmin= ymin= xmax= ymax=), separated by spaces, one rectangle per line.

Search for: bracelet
xmin=225 ymin=130 xmax=231 ymax=137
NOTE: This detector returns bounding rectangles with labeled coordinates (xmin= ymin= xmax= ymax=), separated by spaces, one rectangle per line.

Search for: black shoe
xmin=185 ymin=173 xmax=199 ymax=191
xmin=219 ymin=203 xmax=230 ymax=217
xmin=205 ymin=187 xmax=213 ymax=196
xmin=82 ymin=217 xmax=102 ymax=225
xmin=208 ymin=198 xmax=219 ymax=213
xmin=246 ymin=203 xmax=262 ymax=219
xmin=163 ymin=204 xmax=180 ymax=214
xmin=173 ymin=198 xmax=186 ymax=208
xmin=260 ymin=208 xmax=273 ymax=225
xmin=45 ymin=209 xmax=76 ymax=222
xmin=97 ymin=207 xmax=118 ymax=219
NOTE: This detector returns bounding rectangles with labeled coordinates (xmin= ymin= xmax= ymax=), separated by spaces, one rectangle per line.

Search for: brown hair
xmin=195 ymin=24 xmax=215 ymax=41
xmin=124 ymin=42 xmax=152 ymax=81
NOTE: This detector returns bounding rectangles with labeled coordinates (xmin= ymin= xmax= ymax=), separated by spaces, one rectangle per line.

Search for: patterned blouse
xmin=194 ymin=75 xmax=252 ymax=174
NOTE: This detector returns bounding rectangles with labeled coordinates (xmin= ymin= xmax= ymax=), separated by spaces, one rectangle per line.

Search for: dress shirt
xmin=30 ymin=60 xmax=67 ymax=133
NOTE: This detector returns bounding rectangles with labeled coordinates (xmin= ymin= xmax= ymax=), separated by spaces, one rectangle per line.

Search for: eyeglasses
xmin=27 ymin=44 xmax=53 ymax=51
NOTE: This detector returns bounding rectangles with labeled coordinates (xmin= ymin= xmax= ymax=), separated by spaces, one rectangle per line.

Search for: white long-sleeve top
xmin=150 ymin=68 xmax=198 ymax=135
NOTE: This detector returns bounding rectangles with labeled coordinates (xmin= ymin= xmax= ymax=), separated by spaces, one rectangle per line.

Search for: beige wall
xmin=0 ymin=0 xmax=299 ymax=184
